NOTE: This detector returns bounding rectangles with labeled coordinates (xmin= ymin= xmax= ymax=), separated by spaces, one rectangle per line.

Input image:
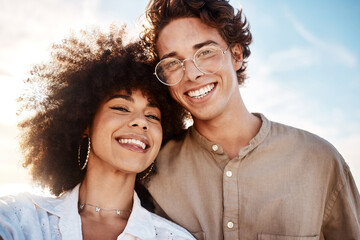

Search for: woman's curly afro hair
xmin=18 ymin=24 xmax=186 ymax=196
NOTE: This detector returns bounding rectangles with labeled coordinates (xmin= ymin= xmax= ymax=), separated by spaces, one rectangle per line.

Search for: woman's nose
xmin=129 ymin=115 xmax=148 ymax=131
xmin=131 ymin=123 xmax=148 ymax=130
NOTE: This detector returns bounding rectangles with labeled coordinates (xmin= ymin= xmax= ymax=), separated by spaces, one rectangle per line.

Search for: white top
xmin=0 ymin=184 xmax=195 ymax=240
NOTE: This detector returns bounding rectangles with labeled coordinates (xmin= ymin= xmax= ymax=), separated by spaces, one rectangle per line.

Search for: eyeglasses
xmin=154 ymin=45 xmax=229 ymax=86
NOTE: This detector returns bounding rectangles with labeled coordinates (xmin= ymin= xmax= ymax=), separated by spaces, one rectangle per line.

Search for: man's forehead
xmin=156 ymin=18 xmax=224 ymax=58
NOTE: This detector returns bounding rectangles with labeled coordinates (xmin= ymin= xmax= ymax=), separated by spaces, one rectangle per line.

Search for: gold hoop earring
xmin=139 ymin=162 xmax=154 ymax=181
xmin=78 ymin=137 xmax=90 ymax=170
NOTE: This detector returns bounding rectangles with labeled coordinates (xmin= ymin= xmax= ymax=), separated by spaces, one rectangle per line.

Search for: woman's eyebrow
xmin=108 ymin=95 xmax=159 ymax=109
xmin=147 ymin=102 xmax=160 ymax=109
xmin=108 ymin=94 xmax=134 ymax=102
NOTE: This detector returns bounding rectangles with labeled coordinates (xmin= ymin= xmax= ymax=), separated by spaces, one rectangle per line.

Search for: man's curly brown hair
xmin=140 ymin=0 xmax=252 ymax=85
xmin=17 ymin=25 xmax=186 ymax=197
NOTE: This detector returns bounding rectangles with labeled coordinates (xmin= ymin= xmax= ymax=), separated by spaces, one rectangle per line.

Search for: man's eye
xmin=164 ymin=59 xmax=181 ymax=71
xmin=110 ymin=107 xmax=129 ymax=112
xmin=146 ymin=114 xmax=161 ymax=122
xmin=197 ymin=48 xmax=216 ymax=59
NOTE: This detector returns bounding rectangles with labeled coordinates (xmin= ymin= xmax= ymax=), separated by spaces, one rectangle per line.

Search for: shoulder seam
xmin=323 ymin=165 xmax=349 ymax=223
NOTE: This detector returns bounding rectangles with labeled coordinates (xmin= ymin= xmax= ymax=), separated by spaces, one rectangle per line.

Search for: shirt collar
xmin=30 ymin=184 xmax=80 ymax=217
xmin=120 ymin=191 xmax=156 ymax=239
xmin=31 ymin=184 xmax=83 ymax=239
xmin=189 ymin=113 xmax=271 ymax=159
xmin=238 ymin=113 xmax=271 ymax=159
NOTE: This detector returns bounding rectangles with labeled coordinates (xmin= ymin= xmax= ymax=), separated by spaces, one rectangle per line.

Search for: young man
xmin=141 ymin=0 xmax=360 ymax=239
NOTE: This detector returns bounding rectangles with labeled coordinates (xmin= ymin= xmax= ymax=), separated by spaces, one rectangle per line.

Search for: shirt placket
xmin=222 ymin=157 xmax=240 ymax=240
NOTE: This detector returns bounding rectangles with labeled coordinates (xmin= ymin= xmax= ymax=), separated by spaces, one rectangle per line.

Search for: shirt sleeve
xmin=322 ymin=164 xmax=360 ymax=239
xmin=0 ymin=197 xmax=26 ymax=240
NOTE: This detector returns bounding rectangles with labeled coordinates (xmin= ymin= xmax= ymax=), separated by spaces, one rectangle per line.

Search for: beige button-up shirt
xmin=147 ymin=113 xmax=360 ymax=240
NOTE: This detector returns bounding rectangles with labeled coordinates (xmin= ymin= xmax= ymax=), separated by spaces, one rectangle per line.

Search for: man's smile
xmin=186 ymin=83 xmax=216 ymax=99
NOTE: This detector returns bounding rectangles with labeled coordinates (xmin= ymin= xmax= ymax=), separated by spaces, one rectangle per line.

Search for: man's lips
xmin=186 ymin=83 xmax=215 ymax=99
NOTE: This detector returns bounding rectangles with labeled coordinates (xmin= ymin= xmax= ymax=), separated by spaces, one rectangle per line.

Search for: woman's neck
xmin=79 ymin=165 xmax=135 ymax=217
xmin=78 ymin=163 xmax=136 ymax=239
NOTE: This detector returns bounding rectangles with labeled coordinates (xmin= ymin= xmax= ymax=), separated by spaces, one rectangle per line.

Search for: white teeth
xmin=187 ymin=83 xmax=215 ymax=99
xmin=119 ymin=138 xmax=146 ymax=150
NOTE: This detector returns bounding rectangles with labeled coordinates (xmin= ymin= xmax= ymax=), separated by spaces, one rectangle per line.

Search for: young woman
xmin=0 ymin=25 xmax=195 ymax=240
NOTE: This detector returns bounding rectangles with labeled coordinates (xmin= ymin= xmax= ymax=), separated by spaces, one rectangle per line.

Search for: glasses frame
xmin=154 ymin=45 xmax=230 ymax=86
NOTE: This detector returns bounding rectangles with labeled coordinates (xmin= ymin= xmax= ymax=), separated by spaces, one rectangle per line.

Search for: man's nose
xmin=182 ymin=58 xmax=203 ymax=82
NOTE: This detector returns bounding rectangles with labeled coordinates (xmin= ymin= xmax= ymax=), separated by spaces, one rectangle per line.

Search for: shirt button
xmin=227 ymin=221 xmax=234 ymax=229
xmin=226 ymin=171 xmax=233 ymax=177
xmin=212 ymin=144 xmax=219 ymax=151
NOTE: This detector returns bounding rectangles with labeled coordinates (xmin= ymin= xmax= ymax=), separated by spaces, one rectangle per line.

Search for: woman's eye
xmin=110 ymin=107 xmax=129 ymax=112
xmin=146 ymin=114 xmax=161 ymax=122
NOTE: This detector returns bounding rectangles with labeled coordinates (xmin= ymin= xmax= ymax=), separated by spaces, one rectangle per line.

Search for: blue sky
xmin=0 ymin=0 xmax=359 ymax=193
xmin=242 ymin=0 xmax=359 ymax=117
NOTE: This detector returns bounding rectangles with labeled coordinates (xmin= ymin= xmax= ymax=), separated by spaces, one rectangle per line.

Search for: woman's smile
xmin=116 ymin=134 xmax=150 ymax=152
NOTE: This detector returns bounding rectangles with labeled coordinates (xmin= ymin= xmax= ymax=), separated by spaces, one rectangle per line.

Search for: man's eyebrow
xmin=160 ymin=51 xmax=177 ymax=60
xmin=160 ymin=40 xmax=219 ymax=60
xmin=108 ymin=94 xmax=134 ymax=102
xmin=193 ymin=40 xmax=218 ymax=50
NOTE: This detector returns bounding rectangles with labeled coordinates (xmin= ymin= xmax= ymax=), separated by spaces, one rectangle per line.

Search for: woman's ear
xmin=83 ymin=127 xmax=90 ymax=138
xmin=231 ymin=44 xmax=243 ymax=71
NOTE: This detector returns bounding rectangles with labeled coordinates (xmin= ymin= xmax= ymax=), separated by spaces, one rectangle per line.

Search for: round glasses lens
xmin=155 ymin=58 xmax=183 ymax=85
xmin=195 ymin=46 xmax=224 ymax=74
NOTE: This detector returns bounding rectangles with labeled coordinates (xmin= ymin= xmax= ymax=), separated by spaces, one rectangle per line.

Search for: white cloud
xmin=262 ymin=47 xmax=320 ymax=73
xmin=283 ymin=8 xmax=357 ymax=68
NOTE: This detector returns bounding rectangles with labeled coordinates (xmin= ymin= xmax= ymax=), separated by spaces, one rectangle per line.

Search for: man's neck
xmin=194 ymin=102 xmax=261 ymax=159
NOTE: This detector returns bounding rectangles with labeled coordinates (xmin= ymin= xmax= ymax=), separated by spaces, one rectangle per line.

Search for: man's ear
xmin=231 ymin=44 xmax=243 ymax=71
